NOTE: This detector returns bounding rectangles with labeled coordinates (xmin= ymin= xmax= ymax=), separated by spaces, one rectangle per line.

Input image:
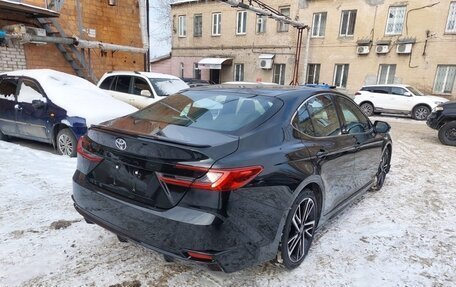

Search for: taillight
xmin=76 ymin=136 xmax=102 ymax=163
xmin=157 ymin=165 xmax=263 ymax=192
xmin=355 ymin=92 xmax=361 ymax=96
xmin=187 ymin=251 xmax=214 ymax=262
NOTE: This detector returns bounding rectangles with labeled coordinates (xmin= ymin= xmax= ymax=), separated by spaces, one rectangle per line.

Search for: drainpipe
xmin=138 ymin=0 xmax=150 ymax=62
xmin=302 ymin=27 xmax=311 ymax=84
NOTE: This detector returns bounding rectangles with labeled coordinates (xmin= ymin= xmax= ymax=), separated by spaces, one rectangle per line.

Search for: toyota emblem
xmin=115 ymin=138 xmax=127 ymax=150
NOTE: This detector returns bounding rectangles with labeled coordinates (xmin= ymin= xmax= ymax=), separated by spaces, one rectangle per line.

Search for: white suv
xmin=98 ymin=71 xmax=189 ymax=109
xmin=354 ymin=84 xmax=448 ymax=120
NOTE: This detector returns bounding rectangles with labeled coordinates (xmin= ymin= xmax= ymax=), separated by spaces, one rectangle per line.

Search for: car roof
xmin=362 ymin=84 xmax=410 ymax=88
xmin=102 ymin=71 xmax=181 ymax=80
xmin=185 ymin=85 xmax=342 ymax=101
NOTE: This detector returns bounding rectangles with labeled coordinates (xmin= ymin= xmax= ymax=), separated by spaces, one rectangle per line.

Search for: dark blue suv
xmin=0 ymin=69 xmax=136 ymax=156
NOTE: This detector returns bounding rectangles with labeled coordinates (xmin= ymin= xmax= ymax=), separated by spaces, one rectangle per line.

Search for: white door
xmin=385 ymin=87 xmax=414 ymax=111
xmin=109 ymin=75 xmax=136 ymax=106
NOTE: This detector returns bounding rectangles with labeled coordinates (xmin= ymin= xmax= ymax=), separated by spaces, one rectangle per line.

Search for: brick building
xmin=0 ymin=0 xmax=148 ymax=82
xmin=154 ymin=0 xmax=456 ymax=98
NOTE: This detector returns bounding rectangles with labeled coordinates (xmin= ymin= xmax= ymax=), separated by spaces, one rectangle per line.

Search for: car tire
xmin=360 ymin=102 xmax=374 ymax=117
xmin=56 ymin=128 xmax=77 ymax=157
xmin=438 ymin=121 xmax=456 ymax=146
xmin=0 ymin=129 xmax=8 ymax=141
xmin=279 ymin=188 xmax=318 ymax=269
xmin=371 ymin=147 xmax=391 ymax=191
xmin=412 ymin=105 xmax=431 ymax=121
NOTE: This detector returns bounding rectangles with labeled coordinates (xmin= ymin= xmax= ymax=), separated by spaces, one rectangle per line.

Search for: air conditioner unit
xmin=25 ymin=26 xmax=47 ymax=45
xmin=376 ymin=45 xmax=390 ymax=54
xmin=357 ymin=46 xmax=370 ymax=55
xmin=259 ymin=58 xmax=273 ymax=69
xmin=396 ymin=43 xmax=413 ymax=54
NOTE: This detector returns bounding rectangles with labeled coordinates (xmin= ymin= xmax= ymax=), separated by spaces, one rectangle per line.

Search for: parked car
xmin=0 ymin=69 xmax=137 ymax=157
xmin=98 ymin=71 xmax=189 ymax=109
xmin=427 ymin=101 xmax=456 ymax=146
xmin=354 ymin=84 xmax=448 ymax=120
xmin=72 ymin=86 xmax=392 ymax=272
xmin=181 ymin=77 xmax=213 ymax=87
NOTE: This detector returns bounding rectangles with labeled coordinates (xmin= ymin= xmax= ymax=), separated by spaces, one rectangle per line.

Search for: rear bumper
xmin=72 ymin=171 xmax=288 ymax=273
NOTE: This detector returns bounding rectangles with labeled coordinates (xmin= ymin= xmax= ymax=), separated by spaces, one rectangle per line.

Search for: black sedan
xmin=72 ymin=86 xmax=392 ymax=272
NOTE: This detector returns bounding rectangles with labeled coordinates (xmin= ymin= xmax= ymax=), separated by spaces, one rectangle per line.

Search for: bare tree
xmin=149 ymin=0 xmax=172 ymax=43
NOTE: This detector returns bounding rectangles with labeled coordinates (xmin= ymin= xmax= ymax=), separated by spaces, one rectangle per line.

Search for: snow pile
xmin=0 ymin=118 xmax=455 ymax=286
xmin=3 ymin=69 xmax=137 ymax=126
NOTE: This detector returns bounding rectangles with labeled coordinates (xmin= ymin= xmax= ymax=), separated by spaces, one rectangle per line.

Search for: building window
xmin=307 ymin=64 xmax=321 ymax=84
xmin=433 ymin=65 xmax=456 ymax=94
xmin=178 ymin=15 xmax=186 ymax=37
xmin=180 ymin=62 xmax=184 ymax=78
xmin=446 ymin=2 xmax=456 ymax=33
xmin=333 ymin=64 xmax=349 ymax=88
xmin=273 ymin=64 xmax=286 ymax=85
xmin=193 ymin=63 xmax=201 ymax=80
xmin=385 ymin=6 xmax=406 ymax=35
xmin=256 ymin=15 xmax=266 ymax=33
xmin=277 ymin=7 xmax=290 ymax=32
xmin=377 ymin=64 xmax=396 ymax=84
xmin=236 ymin=11 xmax=247 ymax=35
xmin=234 ymin=64 xmax=244 ymax=81
xmin=339 ymin=10 xmax=357 ymax=37
xmin=212 ymin=12 xmax=221 ymax=36
xmin=312 ymin=12 xmax=327 ymax=37
xmin=194 ymin=14 xmax=202 ymax=37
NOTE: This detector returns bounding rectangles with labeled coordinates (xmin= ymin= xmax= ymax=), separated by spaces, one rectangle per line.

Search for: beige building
xmin=154 ymin=0 xmax=456 ymax=98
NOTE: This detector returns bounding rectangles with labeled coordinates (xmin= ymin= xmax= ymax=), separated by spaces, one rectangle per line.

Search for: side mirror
xmin=31 ymin=99 xmax=46 ymax=109
xmin=373 ymin=121 xmax=391 ymax=133
xmin=403 ymin=91 xmax=412 ymax=97
xmin=140 ymin=90 xmax=152 ymax=97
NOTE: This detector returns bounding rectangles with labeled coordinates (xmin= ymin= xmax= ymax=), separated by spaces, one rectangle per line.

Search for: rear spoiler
xmin=90 ymin=125 xmax=212 ymax=148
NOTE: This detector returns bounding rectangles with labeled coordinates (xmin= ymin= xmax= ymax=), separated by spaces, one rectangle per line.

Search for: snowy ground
xmin=1 ymin=117 xmax=455 ymax=287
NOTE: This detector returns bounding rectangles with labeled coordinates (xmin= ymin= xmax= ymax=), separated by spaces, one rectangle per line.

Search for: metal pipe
xmin=219 ymin=0 xmax=308 ymax=29
xmin=302 ymin=27 xmax=311 ymax=84
xmin=74 ymin=37 xmax=148 ymax=53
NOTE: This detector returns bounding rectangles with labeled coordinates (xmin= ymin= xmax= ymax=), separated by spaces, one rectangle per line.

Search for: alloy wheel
xmin=58 ymin=134 xmax=74 ymax=156
xmin=445 ymin=126 xmax=456 ymax=142
xmin=287 ymin=197 xmax=316 ymax=263
xmin=414 ymin=107 xmax=430 ymax=120
xmin=360 ymin=103 xmax=374 ymax=117
xmin=376 ymin=148 xmax=390 ymax=190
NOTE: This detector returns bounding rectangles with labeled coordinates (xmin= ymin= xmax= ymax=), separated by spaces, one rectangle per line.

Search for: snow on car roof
xmin=3 ymin=69 xmax=137 ymax=126
xmin=102 ymin=71 xmax=181 ymax=80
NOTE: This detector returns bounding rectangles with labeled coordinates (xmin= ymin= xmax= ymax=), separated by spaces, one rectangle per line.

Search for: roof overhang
xmin=198 ymin=58 xmax=232 ymax=70
xmin=259 ymin=54 xmax=275 ymax=59
xmin=0 ymin=0 xmax=59 ymax=18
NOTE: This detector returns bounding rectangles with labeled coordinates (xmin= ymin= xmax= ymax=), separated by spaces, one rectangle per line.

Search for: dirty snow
xmin=2 ymin=69 xmax=137 ymax=126
xmin=0 ymin=117 xmax=455 ymax=287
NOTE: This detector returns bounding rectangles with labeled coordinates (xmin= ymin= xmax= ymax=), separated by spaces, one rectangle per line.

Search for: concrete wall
xmin=170 ymin=0 xmax=456 ymax=98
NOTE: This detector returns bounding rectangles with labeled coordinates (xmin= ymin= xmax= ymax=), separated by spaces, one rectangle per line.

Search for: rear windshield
xmin=133 ymin=91 xmax=281 ymax=132
xmin=149 ymin=78 xmax=189 ymax=97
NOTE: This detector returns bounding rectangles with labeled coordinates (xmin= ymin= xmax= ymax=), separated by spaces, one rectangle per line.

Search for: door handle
xmin=316 ymin=149 xmax=326 ymax=158
xmin=14 ymin=104 xmax=22 ymax=111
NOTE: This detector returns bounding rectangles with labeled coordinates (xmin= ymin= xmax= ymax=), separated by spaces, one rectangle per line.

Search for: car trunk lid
xmin=84 ymin=118 xmax=239 ymax=209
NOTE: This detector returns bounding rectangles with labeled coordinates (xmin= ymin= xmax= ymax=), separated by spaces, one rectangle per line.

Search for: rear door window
xmin=371 ymin=87 xmax=390 ymax=94
xmin=306 ymin=95 xmax=341 ymax=137
xmin=114 ymin=76 xmax=131 ymax=93
xmin=0 ymin=78 xmax=18 ymax=101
